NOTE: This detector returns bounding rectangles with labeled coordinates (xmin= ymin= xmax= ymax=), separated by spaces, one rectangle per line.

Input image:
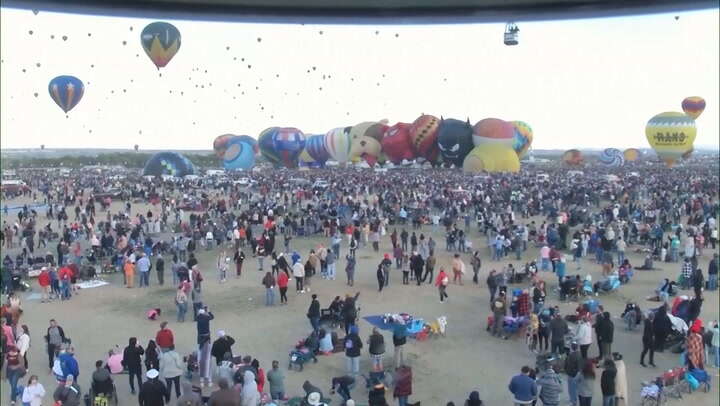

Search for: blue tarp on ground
xmin=362 ymin=315 xmax=425 ymax=336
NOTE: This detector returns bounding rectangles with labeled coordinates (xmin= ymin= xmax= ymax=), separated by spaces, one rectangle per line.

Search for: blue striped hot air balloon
xmin=305 ymin=134 xmax=330 ymax=163
xmin=48 ymin=75 xmax=84 ymax=113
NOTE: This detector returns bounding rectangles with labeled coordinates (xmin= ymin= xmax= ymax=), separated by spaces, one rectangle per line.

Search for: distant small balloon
xmin=62 ymin=35 xmax=67 ymax=41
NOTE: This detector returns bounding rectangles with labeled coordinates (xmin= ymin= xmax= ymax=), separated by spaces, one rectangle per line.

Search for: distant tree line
xmin=0 ymin=152 xmax=220 ymax=170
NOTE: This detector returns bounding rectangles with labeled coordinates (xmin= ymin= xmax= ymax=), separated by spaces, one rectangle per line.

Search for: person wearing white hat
xmin=138 ymin=369 xmax=169 ymax=406
xmin=307 ymin=392 xmax=328 ymax=406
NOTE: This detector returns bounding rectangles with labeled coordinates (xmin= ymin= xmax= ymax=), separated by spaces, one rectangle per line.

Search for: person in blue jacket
xmin=509 ymin=366 xmax=537 ymax=405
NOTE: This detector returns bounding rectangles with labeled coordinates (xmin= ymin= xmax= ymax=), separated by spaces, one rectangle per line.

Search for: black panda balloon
xmin=437 ymin=118 xmax=475 ymax=167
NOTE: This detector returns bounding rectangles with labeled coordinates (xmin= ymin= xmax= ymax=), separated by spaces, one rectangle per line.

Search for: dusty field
xmin=1 ymin=195 xmax=718 ymax=406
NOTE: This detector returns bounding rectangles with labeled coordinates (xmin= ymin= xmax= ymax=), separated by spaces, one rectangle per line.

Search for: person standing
xmin=136 ymin=253 xmax=152 ymax=288
xmin=471 ymin=251 xmax=482 ymax=284
xmin=393 ymin=365 xmax=413 ymax=406
xmin=326 ymin=249 xmax=337 ymax=281
xmin=708 ymin=253 xmax=718 ymax=291
xmin=377 ymin=262 xmax=386 ymax=292
xmin=549 ymin=314 xmax=569 ymax=355
xmin=21 ymin=375 xmax=46 ymax=406
xmin=293 ymin=259 xmax=305 ymax=293
xmin=344 ymin=326 xmax=363 ymax=376
xmin=640 ymin=313 xmax=656 ymax=367
xmin=435 ymin=268 xmax=450 ymax=303
xmin=124 ymin=258 xmax=136 ymax=288
xmin=451 ymin=254 xmax=465 ymax=285
xmin=307 ymin=294 xmax=321 ymax=333
xmin=564 ymin=343 xmax=583 ymax=406
xmin=575 ymin=317 xmax=593 ymax=360
xmin=577 ymin=360 xmax=595 ymax=406
xmin=410 ymin=252 xmax=424 ymax=286
xmin=138 ymin=369 xmax=169 ymax=406
xmin=598 ymin=312 xmax=614 ymax=361
xmin=234 ymin=249 xmax=245 ymax=278
xmin=210 ymin=331 xmax=235 ymax=366
xmin=487 ymin=270 xmax=499 ymax=304
xmin=508 ymin=366 xmax=537 ymax=406
xmin=392 ymin=322 xmax=407 ymax=369
xmin=196 ymin=308 xmax=214 ymax=388
xmin=423 ymin=253 xmax=436 ymax=285
xmin=491 ymin=291 xmax=507 ymax=337
xmin=600 ymin=359 xmax=617 ymax=406
xmin=367 ymin=328 xmax=386 ymax=372
xmin=5 ymin=345 xmax=24 ymax=405
xmin=277 ymin=270 xmax=289 ymax=305
xmin=122 ymin=337 xmax=145 ymax=395
xmin=537 ymin=366 xmax=563 ymax=406
xmin=381 ymin=254 xmax=392 ymax=287
xmin=155 ymin=322 xmax=174 ymax=352
xmin=158 ymin=346 xmax=183 ymax=402
xmin=16 ymin=324 xmax=31 ymax=369
xmin=262 ymin=272 xmax=276 ymax=306
xmin=155 ymin=253 xmax=165 ymax=285
xmin=345 ymin=254 xmax=356 ymax=287
xmin=267 ymin=360 xmax=286 ymax=402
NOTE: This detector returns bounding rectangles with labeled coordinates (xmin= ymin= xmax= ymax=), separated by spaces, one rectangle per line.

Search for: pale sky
xmin=1 ymin=7 xmax=718 ymax=150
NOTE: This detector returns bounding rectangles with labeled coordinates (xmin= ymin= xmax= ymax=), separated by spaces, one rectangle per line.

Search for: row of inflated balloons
xmin=561 ymin=96 xmax=706 ymax=168
xmin=212 ymin=116 xmax=534 ymax=173
xmin=47 ymin=22 xmax=181 ymax=113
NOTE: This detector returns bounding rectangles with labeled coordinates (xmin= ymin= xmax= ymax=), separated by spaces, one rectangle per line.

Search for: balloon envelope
xmin=258 ymin=127 xmax=282 ymax=166
xmin=213 ymin=134 xmax=236 ymax=158
xmin=463 ymin=144 xmax=520 ymax=173
xmin=141 ymin=22 xmax=181 ymax=69
xmin=562 ymin=149 xmax=584 ymax=166
xmin=623 ymin=148 xmax=640 ymax=162
xmin=681 ymin=96 xmax=706 ymax=119
xmin=382 ymin=122 xmax=415 ymax=164
xmin=408 ymin=115 xmax=440 ymax=162
xmin=143 ymin=152 xmax=195 ymax=177
xmin=305 ymin=134 xmax=330 ymax=163
xmin=48 ymin=75 xmax=84 ymax=113
xmin=272 ymin=128 xmax=306 ymax=168
xmin=437 ymin=118 xmax=474 ymax=167
xmin=599 ymin=148 xmax=624 ymax=167
xmin=510 ymin=121 xmax=533 ymax=158
xmin=324 ymin=127 xmax=353 ymax=164
xmin=349 ymin=121 xmax=387 ymax=166
xmin=472 ymin=118 xmax=515 ymax=147
xmin=645 ymin=112 xmax=696 ymax=167
xmin=223 ymin=135 xmax=258 ymax=171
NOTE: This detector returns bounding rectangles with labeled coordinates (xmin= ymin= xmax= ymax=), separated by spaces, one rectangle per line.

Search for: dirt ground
xmin=1 ymin=195 xmax=718 ymax=406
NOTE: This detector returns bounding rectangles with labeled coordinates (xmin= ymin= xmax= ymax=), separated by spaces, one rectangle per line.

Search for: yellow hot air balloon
xmin=623 ymin=148 xmax=640 ymax=162
xmin=462 ymin=144 xmax=520 ymax=173
xmin=645 ymin=112 xmax=696 ymax=167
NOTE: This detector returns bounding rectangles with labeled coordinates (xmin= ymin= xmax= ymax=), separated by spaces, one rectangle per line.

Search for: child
xmin=147 ymin=308 xmax=162 ymax=321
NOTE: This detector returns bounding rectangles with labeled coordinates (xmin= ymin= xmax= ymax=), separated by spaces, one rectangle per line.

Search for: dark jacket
xmin=564 ymin=350 xmax=583 ymax=377
xmin=122 ymin=344 xmax=145 ymax=372
xmin=138 ymin=378 xmax=169 ymax=406
xmin=549 ymin=317 xmax=569 ymax=343
xmin=600 ymin=368 xmax=616 ymax=396
xmin=597 ymin=317 xmax=614 ymax=343
xmin=53 ymin=383 xmax=82 ymax=406
xmin=307 ymin=299 xmax=320 ymax=319
xmin=207 ymin=388 xmax=241 ymax=406
xmin=344 ymin=333 xmax=363 ymax=358
xmin=211 ymin=336 xmax=236 ymax=364
xmin=642 ymin=319 xmax=655 ymax=345
xmin=368 ymin=386 xmax=389 ymax=406
xmin=196 ymin=312 xmax=215 ymax=340
xmin=368 ymin=332 xmax=385 ymax=355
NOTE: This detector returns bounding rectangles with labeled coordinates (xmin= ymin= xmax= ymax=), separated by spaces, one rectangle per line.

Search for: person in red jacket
xmin=38 ymin=267 xmax=51 ymax=303
xmin=393 ymin=365 xmax=414 ymax=406
xmin=277 ymin=270 xmax=289 ymax=305
xmin=155 ymin=321 xmax=174 ymax=351
xmin=435 ymin=268 xmax=449 ymax=303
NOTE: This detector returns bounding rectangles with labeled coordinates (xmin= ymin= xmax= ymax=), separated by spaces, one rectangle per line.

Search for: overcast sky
xmin=1 ymin=7 xmax=718 ymax=150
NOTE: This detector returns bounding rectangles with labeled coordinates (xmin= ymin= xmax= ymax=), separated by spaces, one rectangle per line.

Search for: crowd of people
xmin=0 ymin=161 xmax=718 ymax=405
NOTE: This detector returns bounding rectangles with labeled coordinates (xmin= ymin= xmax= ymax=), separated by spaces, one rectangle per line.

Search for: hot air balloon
xmin=324 ymin=127 xmax=353 ymax=165
xmin=143 ymin=152 xmax=195 ymax=177
xmin=472 ymin=118 xmax=515 ymax=147
xmin=599 ymin=148 xmax=624 ymax=167
xmin=213 ymin=134 xmax=236 ymax=158
xmin=681 ymin=96 xmax=706 ymax=120
xmin=381 ymin=123 xmax=415 ymax=164
xmin=134 ymin=144 xmax=139 ymax=152
xmin=48 ymin=75 xmax=84 ymax=113
xmin=463 ymin=144 xmax=520 ymax=173
xmin=510 ymin=121 xmax=533 ymax=158
xmin=40 ymin=144 xmax=45 ymax=150
xmin=258 ymin=127 xmax=282 ymax=166
xmin=272 ymin=127 xmax=305 ymax=168
xmin=623 ymin=148 xmax=640 ymax=162
xmin=304 ymin=134 xmax=330 ymax=164
xmin=349 ymin=121 xmax=388 ymax=166
xmin=645 ymin=112 xmax=697 ymax=167
xmin=141 ymin=22 xmax=181 ymax=69
xmin=562 ymin=149 xmax=584 ymax=166
xmin=437 ymin=118 xmax=474 ymax=167
xmin=408 ymin=115 xmax=440 ymax=163
xmin=223 ymin=135 xmax=258 ymax=171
